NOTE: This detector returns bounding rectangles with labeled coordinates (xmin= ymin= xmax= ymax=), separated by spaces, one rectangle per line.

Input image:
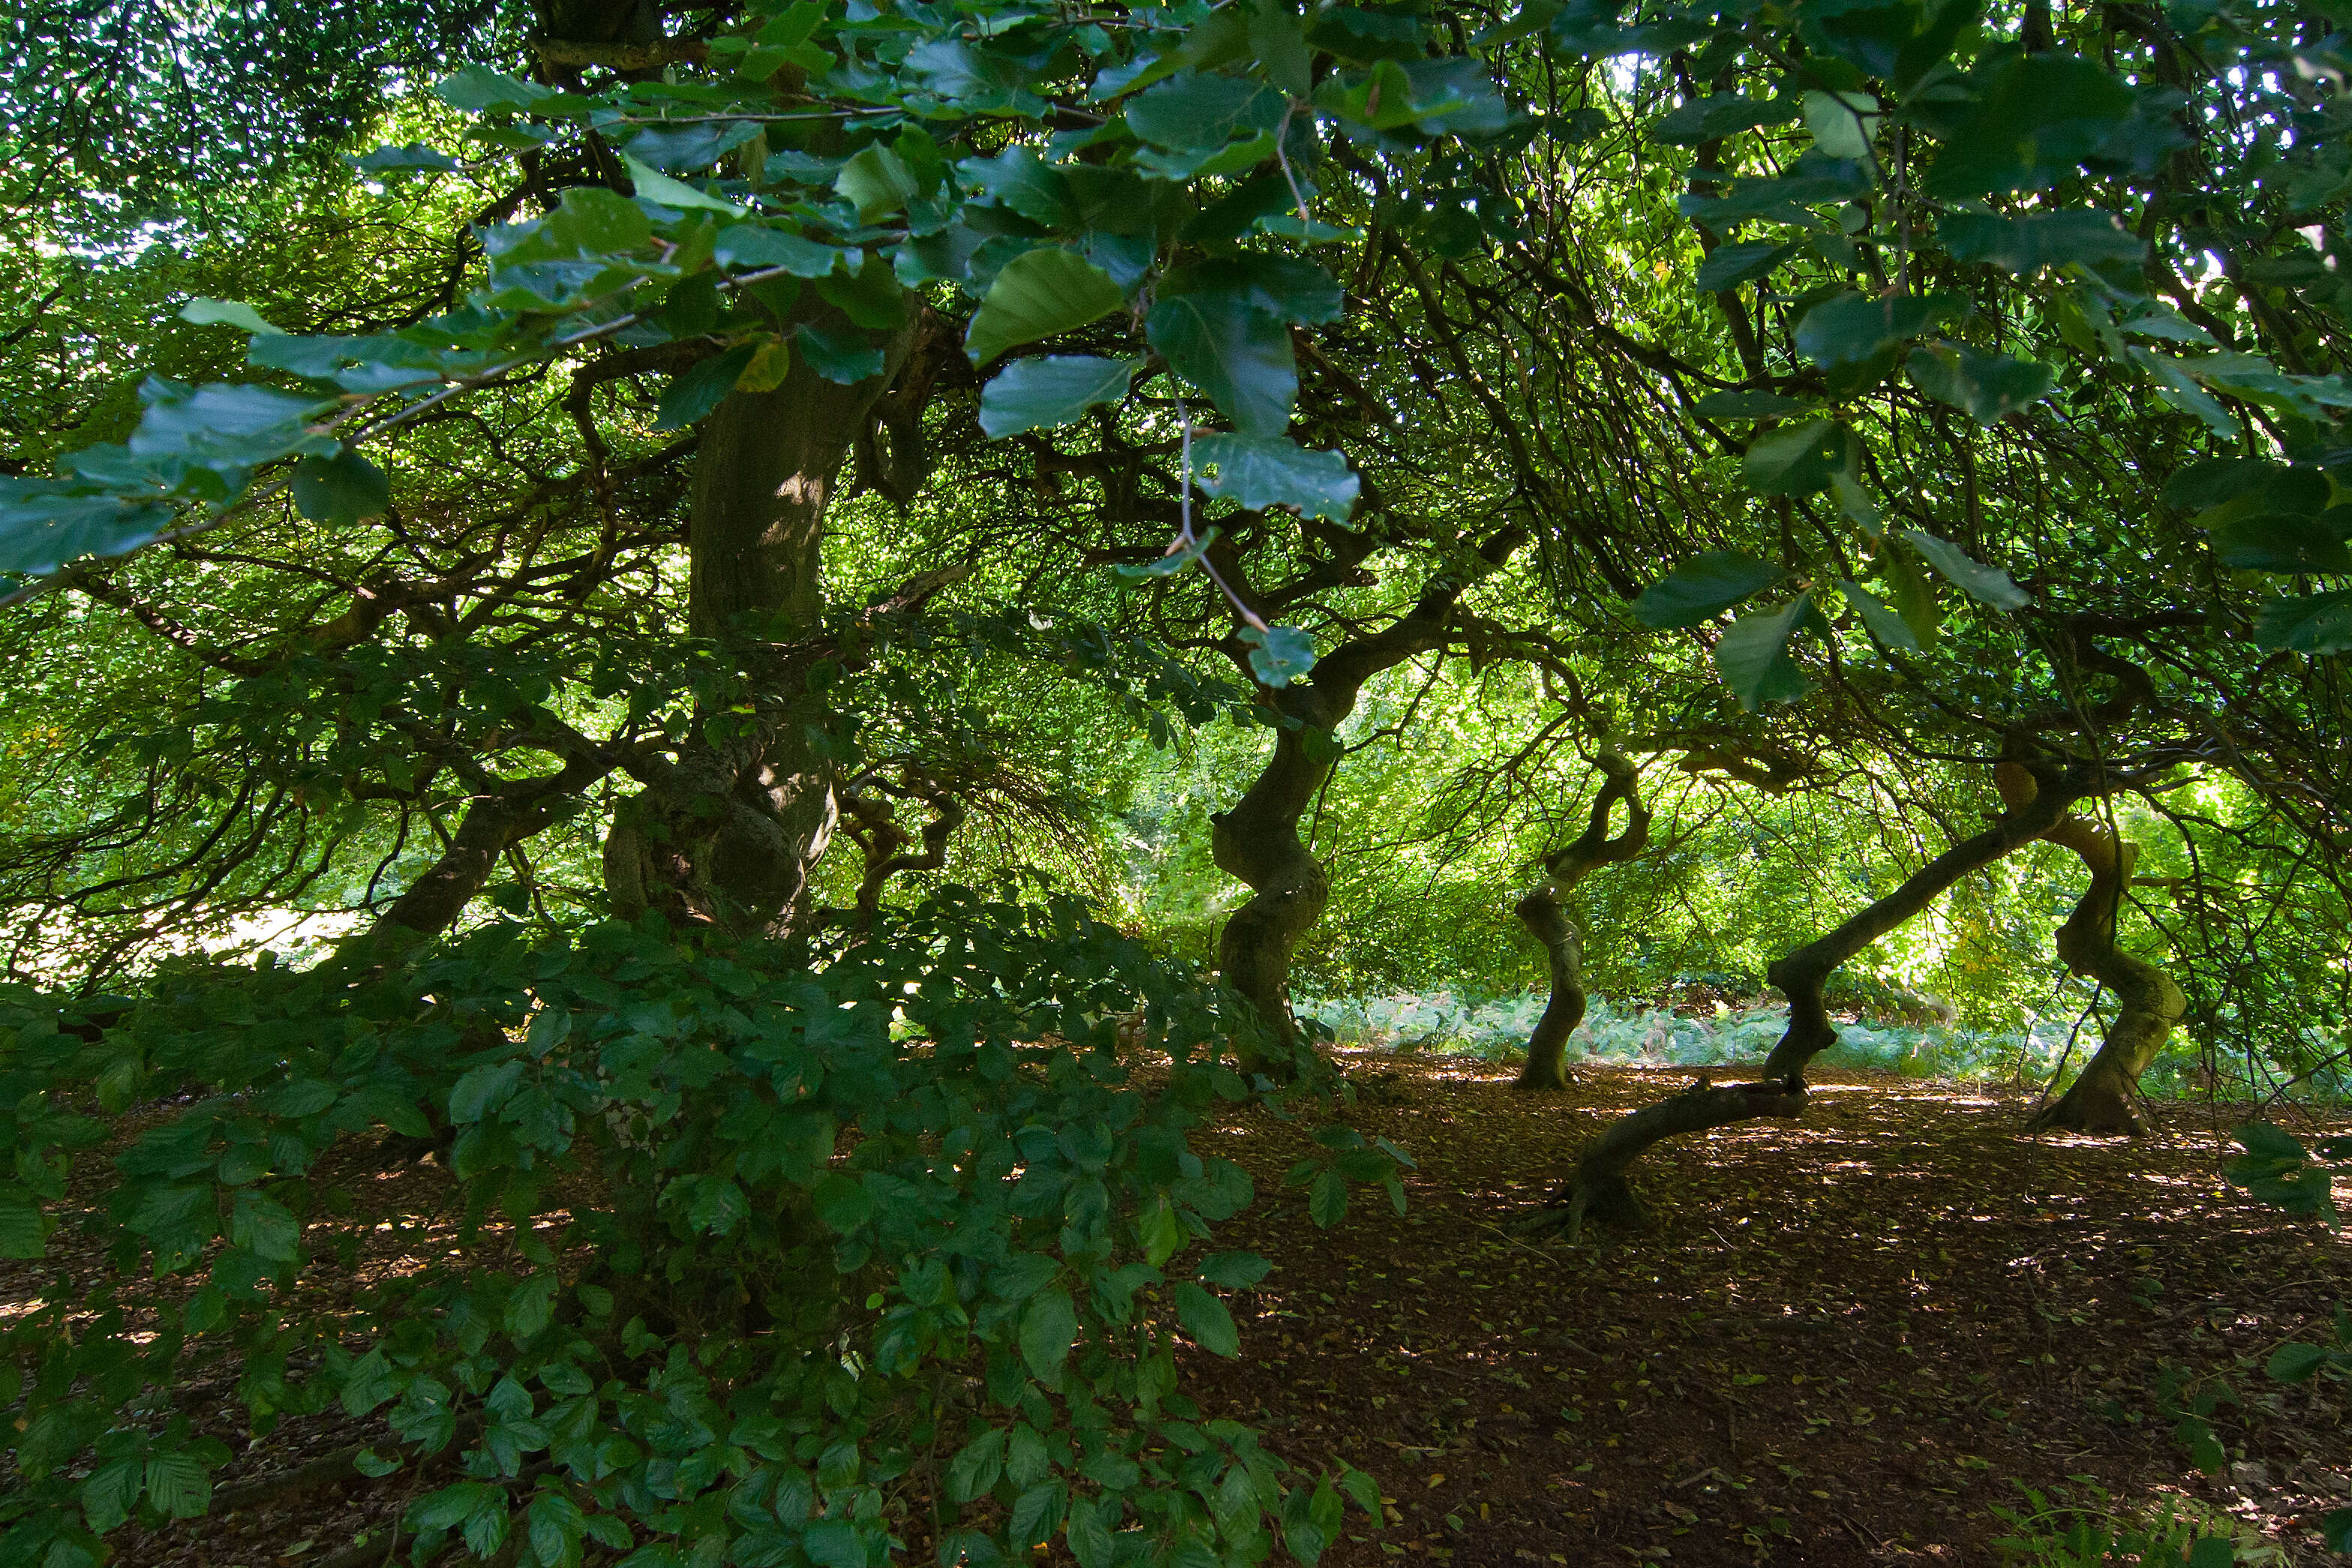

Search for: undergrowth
xmin=1294 ymin=990 xmax=2352 ymax=1104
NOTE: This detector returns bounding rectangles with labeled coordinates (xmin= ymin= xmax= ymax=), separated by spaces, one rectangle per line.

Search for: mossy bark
xmin=1515 ymin=751 xmax=1649 ymax=1091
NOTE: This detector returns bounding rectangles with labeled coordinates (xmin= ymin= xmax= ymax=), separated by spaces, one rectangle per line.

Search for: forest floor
xmin=32 ymin=1053 xmax=2352 ymax=1568
xmin=1183 ymin=1052 xmax=2352 ymax=1567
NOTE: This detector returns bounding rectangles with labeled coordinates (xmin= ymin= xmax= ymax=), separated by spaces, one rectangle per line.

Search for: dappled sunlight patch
xmin=1170 ymin=1057 xmax=2352 ymax=1565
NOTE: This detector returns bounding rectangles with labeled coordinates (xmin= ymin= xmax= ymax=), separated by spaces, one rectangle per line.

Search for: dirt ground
xmin=1182 ymin=1053 xmax=2352 ymax=1566
xmin=20 ymin=1054 xmax=2350 ymax=1567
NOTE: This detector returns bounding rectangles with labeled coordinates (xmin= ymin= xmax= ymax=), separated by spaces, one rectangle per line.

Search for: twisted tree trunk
xmin=1213 ymin=723 xmax=1338 ymax=1066
xmin=1996 ymin=764 xmax=2186 ymax=1134
xmin=1534 ymin=758 xmax=2083 ymax=1234
xmin=1212 ymin=530 xmax=1524 ymax=1070
xmin=1515 ymin=750 xmax=1650 ymax=1090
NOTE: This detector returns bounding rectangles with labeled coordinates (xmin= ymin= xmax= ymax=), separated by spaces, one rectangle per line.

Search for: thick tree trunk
xmin=1514 ymin=751 xmax=1648 ymax=1090
xmin=1996 ymin=766 xmax=2186 ymax=1134
xmin=605 ymin=315 xmax=923 ymax=938
xmin=1533 ymin=758 xmax=2083 ymax=1234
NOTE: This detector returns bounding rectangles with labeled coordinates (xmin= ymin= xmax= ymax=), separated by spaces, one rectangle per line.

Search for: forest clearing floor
xmin=34 ymin=1054 xmax=2351 ymax=1568
xmin=1184 ymin=1052 xmax=2352 ymax=1567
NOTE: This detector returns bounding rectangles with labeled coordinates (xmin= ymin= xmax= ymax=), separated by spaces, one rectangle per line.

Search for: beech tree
xmin=3 ymin=0 xmax=2350 ymax=1563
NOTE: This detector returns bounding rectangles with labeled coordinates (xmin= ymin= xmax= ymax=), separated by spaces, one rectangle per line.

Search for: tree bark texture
xmin=604 ymin=313 xmax=926 ymax=939
xmin=1213 ymin=722 xmax=1338 ymax=1067
xmin=1515 ymin=750 xmax=1650 ymax=1091
xmin=1996 ymin=764 xmax=2187 ymax=1134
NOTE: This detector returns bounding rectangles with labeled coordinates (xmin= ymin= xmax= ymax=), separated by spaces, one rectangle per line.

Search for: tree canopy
xmin=2 ymin=0 xmax=2348 ymax=1561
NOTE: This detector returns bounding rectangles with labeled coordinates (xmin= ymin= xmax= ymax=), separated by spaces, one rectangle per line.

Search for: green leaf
xmin=1939 ymin=210 xmax=2143 ymax=273
xmin=1250 ymin=5 xmax=1313 ymax=96
xmin=1696 ymin=242 xmax=1798 ymax=295
xmin=1901 ymin=530 xmax=2032 ymax=611
xmin=1837 ymin=579 xmax=1921 ymax=652
xmin=290 ymin=450 xmax=391 ymax=525
xmin=990 ymin=1252 xmax=1061 ymax=1302
xmin=1795 ymin=290 xmax=1961 ymax=368
xmin=1654 ymin=93 xmax=1793 ymax=145
xmin=1307 ymin=1168 xmax=1347 ymax=1227
xmin=2208 ymin=512 xmax=2352 ymax=575
xmin=1020 ymin=1287 xmax=1080 ymax=1386
xmin=1742 ymin=419 xmax=1849 ymax=496
xmin=2252 ymin=590 xmax=2352 ymax=656
xmin=143 ymin=1450 xmax=212 ymax=1520
xmin=356 ymin=143 xmax=463 ymax=175
xmin=1172 ymin=1281 xmax=1239 ymax=1356
xmin=0 ymin=482 xmax=181 ymax=579
xmin=1694 ymin=390 xmax=1810 ymax=419
xmin=978 ymin=356 xmax=1142 ymax=439
xmin=1167 ymin=255 xmax=1344 ymax=327
xmin=546 ymin=187 xmax=654 ymax=255
xmin=2235 ymin=1121 xmax=2308 ymax=1163
xmin=1802 ymin=90 xmax=1882 ymax=161
xmin=804 ymin=1520 xmax=867 ymax=1568
xmin=1192 ymin=435 xmax=1358 ymax=521
xmin=653 ymin=342 xmax=760 ymax=431
xmin=181 ymin=299 xmax=286 ymax=336
xmin=2162 ymin=458 xmax=2317 ymax=515
xmin=1146 ymin=290 xmax=1296 ymax=437
xmin=965 ymin=249 xmax=1127 ymax=367
xmin=1921 ymin=55 xmax=2142 ymax=197
xmin=434 ymin=65 xmax=550 ymax=113
xmin=1196 ymin=1250 xmax=1271 ymax=1288
xmin=834 ymin=143 xmax=921 ymax=221
xmin=1065 ymin=1494 xmax=1116 ymax=1568
xmin=1 ymin=1188 xmax=52 ymax=1259
xmin=824 ymin=259 xmax=915 ymax=334
xmin=81 ymin=1458 xmax=140 ymax=1533
xmin=795 ymin=323 xmax=886 ymax=385
xmin=1906 ymin=344 xmax=2056 ymax=423
xmin=1713 ymin=594 xmax=1814 ymax=710
xmin=2265 ymin=1341 xmax=2329 ymax=1383
xmin=958 ymin=146 xmax=1078 ymax=229
xmin=1239 ymin=623 xmax=1317 ymax=687
xmin=947 ymin=1429 xmax=1007 ymax=1503
xmin=713 ymin=224 xmax=843 ymax=278
xmin=687 ymin=1176 xmax=749 ymax=1236
xmin=1127 ymin=73 xmax=1287 ymax=149
xmin=449 ymin=1060 xmax=523 ymax=1125
xmin=622 ymin=154 xmax=749 ymax=217
xmin=2129 ymin=347 xmax=2237 ymax=434
xmin=813 ymin=1171 xmax=874 ymax=1233
xmin=2184 ymin=1536 xmax=2236 ymax=1568
xmin=1632 ymin=551 xmax=1785 ymax=628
